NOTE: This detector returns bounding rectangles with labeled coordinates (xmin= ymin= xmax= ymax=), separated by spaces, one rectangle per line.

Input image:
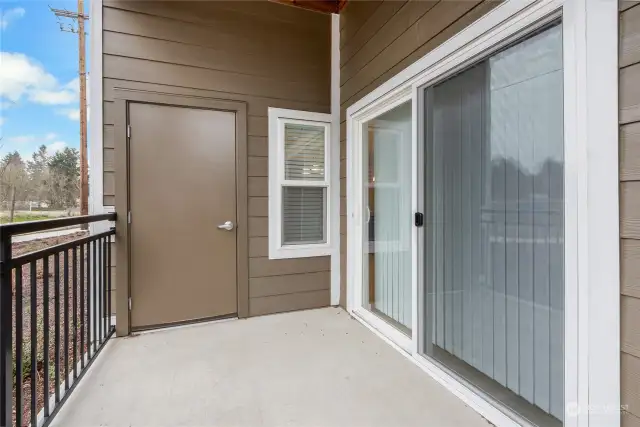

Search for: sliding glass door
xmin=421 ymin=23 xmax=564 ymax=425
xmin=362 ymin=102 xmax=413 ymax=333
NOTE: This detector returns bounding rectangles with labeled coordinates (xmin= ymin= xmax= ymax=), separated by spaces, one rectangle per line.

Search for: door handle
xmin=217 ymin=221 xmax=235 ymax=231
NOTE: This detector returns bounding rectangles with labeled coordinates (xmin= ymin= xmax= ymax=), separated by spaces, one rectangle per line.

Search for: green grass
xmin=0 ymin=214 xmax=52 ymax=224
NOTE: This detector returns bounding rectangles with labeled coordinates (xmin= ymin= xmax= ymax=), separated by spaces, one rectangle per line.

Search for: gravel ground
xmin=10 ymin=231 xmax=112 ymax=427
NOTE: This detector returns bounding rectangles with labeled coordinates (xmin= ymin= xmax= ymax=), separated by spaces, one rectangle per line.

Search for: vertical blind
xmin=282 ymin=123 xmax=326 ymax=245
xmin=364 ymin=102 xmax=413 ymax=330
xmin=424 ymin=24 xmax=564 ymax=421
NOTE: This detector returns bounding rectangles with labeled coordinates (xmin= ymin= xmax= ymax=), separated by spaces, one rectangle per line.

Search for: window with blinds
xmin=268 ymin=108 xmax=332 ymax=259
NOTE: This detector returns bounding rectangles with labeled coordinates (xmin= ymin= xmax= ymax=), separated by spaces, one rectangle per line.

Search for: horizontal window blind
xmin=284 ymin=123 xmax=325 ymax=181
xmin=282 ymin=186 xmax=326 ymax=245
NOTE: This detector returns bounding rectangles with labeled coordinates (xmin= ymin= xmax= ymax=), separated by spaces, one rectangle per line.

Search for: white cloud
xmin=0 ymin=8 xmax=25 ymax=30
xmin=7 ymin=135 xmax=35 ymax=144
xmin=0 ymin=52 xmax=79 ymax=106
xmin=5 ymin=133 xmax=62 ymax=145
xmin=57 ymin=108 xmax=79 ymax=121
xmin=47 ymin=141 xmax=67 ymax=154
xmin=0 ymin=117 xmax=4 ymax=127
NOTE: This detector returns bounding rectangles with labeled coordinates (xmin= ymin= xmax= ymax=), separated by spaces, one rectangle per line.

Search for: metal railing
xmin=0 ymin=214 xmax=116 ymax=427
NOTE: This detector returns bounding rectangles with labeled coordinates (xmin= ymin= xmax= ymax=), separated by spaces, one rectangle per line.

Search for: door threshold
xmin=132 ymin=314 xmax=238 ymax=335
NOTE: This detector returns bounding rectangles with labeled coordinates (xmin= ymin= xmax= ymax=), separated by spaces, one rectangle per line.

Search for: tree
xmin=47 ymin=148 xmax=80 ymax=209
xmin=0 ymin=152 xmax=30 ymax=221
xmin=26 ymin=145 xmax=51 ymax=204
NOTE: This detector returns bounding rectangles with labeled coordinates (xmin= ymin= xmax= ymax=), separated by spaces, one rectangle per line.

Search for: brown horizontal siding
xmin=249 ymin=271 xmax=330 ymax=298
xmin=103 ymin=78 xmax=330 ymax=117
xmin=103 ymin=0 xmax=331 ymax=317
xmin=249 ymin=289 xmax=330 ymax=316
xmin=621 ymin=2 xmax=640 ymax=419
xmin=625 ymin=412 xmax=640 ymax=427
xmin=249 ymin=237 xmax=269 ymax=258
xmin=249 ymin=257 xmax=330 ymax=277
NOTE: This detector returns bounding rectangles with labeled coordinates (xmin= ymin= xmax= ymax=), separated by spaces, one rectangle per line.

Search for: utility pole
xmin=52 ymin=1 xmax=89 ymax=220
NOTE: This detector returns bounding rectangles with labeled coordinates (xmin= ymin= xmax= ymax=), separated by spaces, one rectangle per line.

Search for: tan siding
xmin=624 ymin=412 xmax=640 ymax=427
xmin=249 ymin=257 xmax=330 ymax=277
xmin=340 ymin=0 xmax=407 ymax=67
xmin=622 ymin=239 xmax=640 ymax=298
xmin=339 ymin=0 xmax=383 ymax=47
xmin=248 ymin=217 xmax=268 ymax=238
xmin=622 ymin=122 xmax=640 ymax=181
xmin=622 ymin=182 xmax=640 ymax=239
xmin=103 ymin=0 xmax=330 ymax=317
xmin=103 ymin=78 xmax=330 ymax=116
xmin=249 ymin=289 xmax=329 ymax=316
xmin=623 ymin=352 xmax=640 ymax=418
xmin=249 ymin=271 xmax=330 ymax=298
xmin=621 ymin=63 xmax=640 ymax=124
xmin=248 ymin=177 xmax=268 ymax=197
xmin=622 ymin=4 xmax=640 ymax=67
xmin=248 ymin=197 xmax=268 ymax=217
xmin=249 ymin=237 xmax=268 ymax=258
xmin=248 ymin=136 xmax=268 ymax=157
xmin=338 ymin=0 xmax=494 ymax=308
xmin=622 ymin=295 xmax=640 ymax=358
xmin=622 ymin=2 xmax=640 ymax=421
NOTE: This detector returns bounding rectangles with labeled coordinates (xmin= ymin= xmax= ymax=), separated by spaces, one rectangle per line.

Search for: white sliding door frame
xmin=345 ymin=0 xmax=619 ymax=426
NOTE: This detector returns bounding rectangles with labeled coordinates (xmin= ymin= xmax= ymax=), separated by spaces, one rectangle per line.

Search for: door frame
xmin=346 ymin=0 xmax=619 ymax=426
xmin=113 ymin=89 xmax=249 ymax=335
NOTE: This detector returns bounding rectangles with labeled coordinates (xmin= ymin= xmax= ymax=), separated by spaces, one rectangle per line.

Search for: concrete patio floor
xmin=51 ymin=307 xmax=490 ymax=427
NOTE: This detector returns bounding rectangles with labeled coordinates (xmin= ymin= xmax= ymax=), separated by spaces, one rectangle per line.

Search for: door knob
xmin=217 ymin=221 xmax=235 ymax=231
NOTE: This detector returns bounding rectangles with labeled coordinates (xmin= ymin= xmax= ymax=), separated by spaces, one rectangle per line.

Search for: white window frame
xmin=268 ymin=108 xmax=333 ymax=259
xmin=346 ymin=0 xmax=619 ymax=426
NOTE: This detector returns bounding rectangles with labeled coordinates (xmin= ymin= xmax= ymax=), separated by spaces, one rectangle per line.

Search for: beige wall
xmin=338 ymin=0 xmax=499 ymax=306
xmin=621 ymin=2 xmax=640 ymax=426
xmin=102 ymin=0 xmax=332 ymax=317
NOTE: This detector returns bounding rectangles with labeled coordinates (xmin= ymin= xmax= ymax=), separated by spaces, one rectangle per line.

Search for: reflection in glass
xmin=423 ymin=24 xmax=563 ymax=425
xmin=363 ymin=102 xmax=412 ymax=332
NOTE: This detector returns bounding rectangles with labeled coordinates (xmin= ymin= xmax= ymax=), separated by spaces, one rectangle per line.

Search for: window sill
xmin=268 ymin=243 xmax=333 ymax=260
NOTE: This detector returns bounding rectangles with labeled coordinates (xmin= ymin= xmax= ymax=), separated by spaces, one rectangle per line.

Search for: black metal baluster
xmin=97 ymin=240 xmax=102 ymax=344
xmin=86 ymin=243 xmax=91 ymax=360
xmin=107 ymin=236 xmax=112 ymax=332
xmin=72 ymin=246 xmax=78 ymax=380
xmin=30 ymin=261 xmax=37 ymax=427
xmin=101 ymin=238 xmax=106 ymax=341
xmin=80 ymin=244 xmax=85 ymax=367
xmin=54 ymin=252 xmax=60 ymax=404
xmin=63 ymin=250 xmax=69 ymax=391
xmin=0 ymin=230 xmax=12 ymax=427
xmin=15 ymin=266 xmax=23 ymax=427
xmin=43 ymin=256 xmax=50 ymax=418
xmin=92 ymin=240 xmax=96 ymax=356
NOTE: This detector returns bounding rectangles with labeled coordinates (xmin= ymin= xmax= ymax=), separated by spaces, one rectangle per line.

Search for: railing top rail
xmin=9 ymin=228 xmax=115 ymax=268
xmin=0 ymin=213 xmax=116 ymax=238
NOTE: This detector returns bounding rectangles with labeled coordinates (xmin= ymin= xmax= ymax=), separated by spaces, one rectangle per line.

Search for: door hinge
xmin=127 ymin=124 xmax=131 ymax=138
xmin=127 ymin=211 xmax=132 ymax=224
xmin=128 ymin=298 xmax=132 ymax=311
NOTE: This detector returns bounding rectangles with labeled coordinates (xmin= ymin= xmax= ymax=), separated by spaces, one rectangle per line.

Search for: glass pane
xmin=423 ymin=24 xmax=563 ymax=425
xmin=362 ymin=101 xmax=412 ymax=333
xmin=284 ymin=123 xmax=325 ymax=181
xmin=282 ymin=186 xmax=326 ymax=245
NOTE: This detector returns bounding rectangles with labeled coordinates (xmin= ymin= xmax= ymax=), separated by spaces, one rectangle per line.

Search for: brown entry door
xmin=128 ymin=102 xmax=237 ymax=330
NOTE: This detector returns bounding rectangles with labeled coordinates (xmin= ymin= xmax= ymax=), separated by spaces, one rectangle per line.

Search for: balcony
xmin=0 ymin=216 xmax=487 ymax=427
xmin=50 ymin=307 xmax=487 ymax=427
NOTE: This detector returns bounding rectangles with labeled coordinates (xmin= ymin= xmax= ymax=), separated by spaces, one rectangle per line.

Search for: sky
xmin=0 ymin=0 xmax=87 ymax=163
